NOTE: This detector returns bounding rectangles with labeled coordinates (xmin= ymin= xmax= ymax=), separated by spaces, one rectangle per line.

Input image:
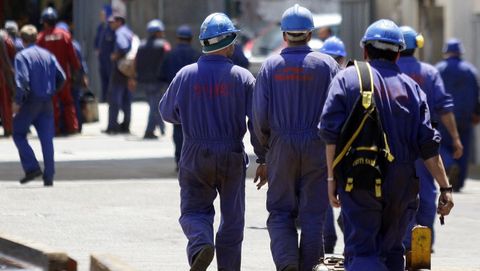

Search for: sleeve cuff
xmin=420 ymin=141 xmax=440 ymax=160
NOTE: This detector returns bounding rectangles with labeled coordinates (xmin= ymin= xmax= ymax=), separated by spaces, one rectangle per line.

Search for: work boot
xmin=143 ymin=131 xmax=158 ymax=139
xmin=190 ymin=244 xmax=214 ymax=271
xmin=281 ymin=264 xmax=299 ymax=271
xmin=19 ymin=169 xmax=43 ymax=184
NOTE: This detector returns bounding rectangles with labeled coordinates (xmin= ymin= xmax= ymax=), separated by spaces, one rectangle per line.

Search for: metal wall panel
xmin=339 ymin=0 xmax=371 ymax=61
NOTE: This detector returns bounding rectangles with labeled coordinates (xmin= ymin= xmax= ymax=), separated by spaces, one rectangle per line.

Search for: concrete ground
xmin=0 ymin=102 xmax=479 ymax=270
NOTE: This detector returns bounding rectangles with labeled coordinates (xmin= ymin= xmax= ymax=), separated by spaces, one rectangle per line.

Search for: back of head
xmin=199 ymin=12 xmax=239 ymax=53
xmin=281 ymin=4 xmax=314 ymax=43
xmin=41 ymin=7 xmax=58 ymax=26
xmin=443 ymin=38 xmax=464 ymax=55
xmin=320 ymin=36 xmax=346 ymax=58
xmin=361 ymin=19 xmax=405 ymax=61
xmin=147 ymin=19 xmax=165 ymax=35
xmin=20 ymin=24 xmax=38 ymax=45
xmin=4 ymin=20 xmax=19 ymax=35
xmin=177 ymin=24 xmax=193 ymax=41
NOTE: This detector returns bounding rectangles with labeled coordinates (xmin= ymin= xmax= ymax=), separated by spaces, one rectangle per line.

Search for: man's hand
xmin=437 ymin=189 xmax=454 ymax=216
xmin=110 ymin=52 xmax=120 ymax=61
xmin=12 ymin=102 xmax=20 ymax=115
xmin=128 ymin=78 xmax=136 ymax=92
xmin=328 ymin=179 xmax=341 ymax=208
xmin=254 ymin=164 xmax=267 ymax=190
xmin=472 ymin=113 xmax=480 ymax=125
xmin=452 ymin=137 xmax=463 ymax=159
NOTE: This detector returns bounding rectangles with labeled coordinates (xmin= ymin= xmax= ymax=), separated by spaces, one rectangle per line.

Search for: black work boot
xmin=19 ymin=169 xmax=43 ymax=184
xmin=190 ymin=245 xmax=214 ymax=271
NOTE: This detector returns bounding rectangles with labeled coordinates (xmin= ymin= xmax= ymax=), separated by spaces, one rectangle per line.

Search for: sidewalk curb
xmin=0 ymin=232 xmax=77 ymax=270
xmin=90 ymin=254 xmax=137 ymax=271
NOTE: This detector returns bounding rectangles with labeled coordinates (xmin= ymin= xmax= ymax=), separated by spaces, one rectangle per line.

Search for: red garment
xmin=0 ymin=33 xmax=15 ymax=135
xmin=37 ymin=27 xmax=81 ymax=134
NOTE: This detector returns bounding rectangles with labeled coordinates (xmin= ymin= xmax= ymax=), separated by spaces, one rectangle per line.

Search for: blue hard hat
xmin=176 ymin=24 xmax=192 ymax=39
xmin=443 ymin=38 xmax=464 ymax=54
xmin=102 ymin=4 xmax=112 ymax=18
xmin=41 ymin=7 xmax=58 ymax=24
xmin=280 ymin=4 xmax=314 ymax=32
xmin=361 ymin=19 xmax=405 ymax=51
xmin=199 ymin=13 xmax=239 ymax=53
xmin=320 ymin=36 xmax=346 ymax=57
xmin=399 ymin=25 xmax=425 ymax=50
xmin=147 ymin=19 xmax=165 ymax=33
xmin=56 ymin=21 xmax=69 ymax=32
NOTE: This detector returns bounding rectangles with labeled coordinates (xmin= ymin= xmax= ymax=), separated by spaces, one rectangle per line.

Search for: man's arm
xmin=54 ymin=56 xmax=67 ymax=93
xmin=440 ymin=112 xmax=463 ymax=159
xmin=423 ymin=155 xmax=454 ymax=216
xmin=158 ymin=75 xmax=181 ymax=124
xmin=326 ymin=144 xmax=340 ymax=207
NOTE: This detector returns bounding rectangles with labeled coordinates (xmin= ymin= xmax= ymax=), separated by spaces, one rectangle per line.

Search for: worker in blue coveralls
xmin=104 ymin=14 xmax=134 ymax=134
xmin=136 ymin=19 xmax=169 ymax=139
xmin=161 ymin=24 xmax=201 ymax=170
xmin=435 ymin=38 xmax=480 ymax=192
xmin=318 ymin=35 xmax=348 ymax=254
xmin=12 ymin=25 xmax=66 ymax=186
xmin=319 ymin=19 xmax=454 ymax=271
xmin=94 ymin=5 xmax=114 ymax=103
xmin=397 ymin=26 xmax=463 ymax=252
xmin=253 ymin=4 xmax=339 ymax=271
xmin=159 ymin=13 xmax=264 ymax=271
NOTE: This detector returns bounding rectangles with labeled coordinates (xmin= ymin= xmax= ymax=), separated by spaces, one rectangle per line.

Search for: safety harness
xmin=333 ymin=61 xmax=394 ymax=197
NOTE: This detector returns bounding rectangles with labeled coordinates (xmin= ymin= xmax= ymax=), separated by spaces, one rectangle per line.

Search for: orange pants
xmin=53 ymin=80 xmax=78 ymax=134
xmin=0 ymin=81 xmax=12 ymax=135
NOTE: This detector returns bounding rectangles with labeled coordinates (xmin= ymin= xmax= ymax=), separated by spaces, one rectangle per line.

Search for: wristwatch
xmin=439 ymin=186 xmax=453 ymax=193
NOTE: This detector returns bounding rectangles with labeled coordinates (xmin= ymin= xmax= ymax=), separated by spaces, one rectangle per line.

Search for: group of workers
xmin=0 ymin=2 xmax=477 ymax=271
xmin=157 ymin=3 xmax=480 ymax=271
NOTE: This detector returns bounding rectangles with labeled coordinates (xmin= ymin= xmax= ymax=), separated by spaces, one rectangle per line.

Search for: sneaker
xmin=20 ymin=169 xmax=43 ymax=184
xmin=190 ymin=245 xmax=214 ymax=271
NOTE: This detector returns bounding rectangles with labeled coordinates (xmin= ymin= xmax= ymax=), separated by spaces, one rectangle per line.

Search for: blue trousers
xmin=178 ymin=140 xmax=246 ymax=270
xmin=99 ymin=58 xmax=111 ymax=103
xmin=340 ymin=164 xmax=418 ymax=271
xmin=72 ymin=85 xmax=83 ymax=132
xmin=137 ymin=83 xmax=165 ymax=134
xmin=440 ymin=124 xmax=472 ymax=191
xmin=323 ymin=206 xmax=338 ymax=253
xmin=266 ymin=133 xmax=329 ymax=271
xmin=13 ymin=99 xmax=55 ymax=183
xmin=403 ymin=159 xmax=437 ymax=251
xmin=107 ymin=84 xmax=131 ymax=132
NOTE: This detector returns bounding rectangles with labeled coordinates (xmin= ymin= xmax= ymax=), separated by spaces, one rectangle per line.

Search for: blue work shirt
xmin=398 ymin=56 xmax=453 ymax=123
xmin=135 ymin=37 xmax=168 ymax=84
xmin=162 ymin=43 xmax=201 ymax=84
xmin=319 ymin=60 xmax=440 ymax=162
xmin=435 ymin=56 xmax=480 ymax=121
xmin=159 ymin=54 xmax=264 ymax=159
xmin=111 ymin=24 xmax=133 ymax=86
xmin=253 ymin=45 xmax=339 ymax=146
xmin=72 ymin=40 xmax=87 ymax=86
xmin=14 ymin=44 xmax=66 ymax=104
xmin=12 ymin=36 xmax=24 ymax=52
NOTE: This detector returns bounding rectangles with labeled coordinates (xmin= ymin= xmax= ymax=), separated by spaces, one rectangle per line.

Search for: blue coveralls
xmin=135 ymin=37 xmax=168 ymax=136
xmin=71 ymin=40 xmax=88 ymax=132
xmin=95 ymin=23 xmax=115 ymax=102
xmin=398 ymin=56 xmax=454 ymax=250
xmin=159 ymin=54 xmax=264 ymax=270
xmin=161 ymin=43 xmax=201 ymax=165
xmin=436 ymin=56 xmax=480 ymax=191
xmin=319 ymin=60 xmax=440 ymax=271
xmin=253 ymin=45 xmax=339 ymax=271
xmin=107 ymin=25 xmax=133 ymax=133
xmin=13 ymin=45 xmax=66 ymax=185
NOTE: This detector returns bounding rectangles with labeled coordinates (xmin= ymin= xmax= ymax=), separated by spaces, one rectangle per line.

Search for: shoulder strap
xmin=354 ymin=60 xmax=374 ymax=109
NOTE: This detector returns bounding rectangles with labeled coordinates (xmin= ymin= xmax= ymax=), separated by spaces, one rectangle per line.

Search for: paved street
xmin=0 ymin=102 xmax=480 ymax=270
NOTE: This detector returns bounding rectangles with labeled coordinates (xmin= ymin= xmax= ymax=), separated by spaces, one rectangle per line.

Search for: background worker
xmin=12 ymin=24 xmax=65 ymax=186
xmin=159 ymin=13 xmax=264 ymax=271
xmin=37 ymin=7 xmax=80 ymax=136
xmin=0 ymin=30 xmax=16 ymax=137
xmin=4 ymin=20 xmax=24 ymax=52
xmin=319 ymin=19 xmax=454 ymax=271
xmin=135 ymin=19 xmax=170 ymax=139
xmin=253 ymin=4 xmax=339 ymax=271
xmin=161 ymin=24 xmax=201 ymax=170
xmin=318 ymin=35 xmax=348 ymax=254
xmin=435 ymin=38 xmax=480 ymax=192
xmin=104 ymin=14 xmax=134 ymax=135
xmin=398 ymin=26 xmax=462 ymax=252
xmin=94 ymin=4 xmax=114 ymax=103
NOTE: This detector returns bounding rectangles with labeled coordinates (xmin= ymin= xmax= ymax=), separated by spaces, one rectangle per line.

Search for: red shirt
xmin=37 ymin=27 xmax=80 ymax=79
